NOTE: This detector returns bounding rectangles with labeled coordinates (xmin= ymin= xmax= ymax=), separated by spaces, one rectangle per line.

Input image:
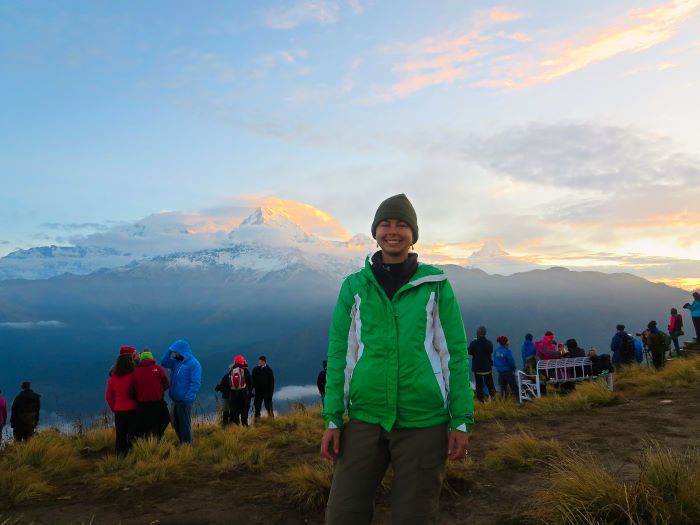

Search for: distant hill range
xmin=0 ymin=207 xmax=691 ymax=419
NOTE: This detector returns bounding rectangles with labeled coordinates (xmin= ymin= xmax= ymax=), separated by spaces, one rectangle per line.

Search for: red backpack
xmin=229 ymin=366 xmax=246 ymax=390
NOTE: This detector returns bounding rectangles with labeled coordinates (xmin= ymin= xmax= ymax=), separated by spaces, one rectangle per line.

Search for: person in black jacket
xmin=215 ymin=363 xmax=233 ymax=426
xmin=468 ymin=326 xmax=495 ymax=402
xmin=11 ymin=382 xmax=41 ymax=441
xmin=317 ymin=360 xmax=327 ymax=407
xmin=252 ymin=355 xmax=275 ymax=418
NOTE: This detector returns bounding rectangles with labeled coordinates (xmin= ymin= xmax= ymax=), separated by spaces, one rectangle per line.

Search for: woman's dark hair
xmin=671 ymin=308 xmax=678 ymax=315
xmin=112 ymin=353 xmax=135 ymax=377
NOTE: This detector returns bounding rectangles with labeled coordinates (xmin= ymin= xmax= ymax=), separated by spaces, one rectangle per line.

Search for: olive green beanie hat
xmin=371 ymin=194 xmax=418 ymax=243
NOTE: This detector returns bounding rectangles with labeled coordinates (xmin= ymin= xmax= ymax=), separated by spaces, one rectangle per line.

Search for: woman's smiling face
xmin=376 ymin=218 xmax=413 ymax=263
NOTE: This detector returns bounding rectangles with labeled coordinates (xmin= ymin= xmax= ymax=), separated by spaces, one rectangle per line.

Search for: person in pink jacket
xmin=106 ymin=353 xmax=138 ymax=454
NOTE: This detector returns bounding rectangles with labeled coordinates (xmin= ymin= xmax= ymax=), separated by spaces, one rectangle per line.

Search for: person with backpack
xmin=468 ymin=325 xmax=495 ymax=402
xmin=668 ymin=308 xmax=684 ymax=357
xmin=10 ymin=382 xmax=41 ymax=442
xmin=228 ymin=355 xmax=252 ymax=426
xmin=320 ymin=194 xmax=473 ymax=525
xmin=161 ymin=339 xmax=202 ymax=444
xmin=610 ymin=324 xmax=635 ymax=371
xmin=106 ymin=354 xmax=137 ymax=454
xmin=646 ymin=321 xmax=667 ymax=370
xmin=494 ymin=336 xmax=518 ymax=399
xmin=131 ymin=350 xmax=170 ymax=440
xmin=683 ymin=292 xmax=700 ymax=342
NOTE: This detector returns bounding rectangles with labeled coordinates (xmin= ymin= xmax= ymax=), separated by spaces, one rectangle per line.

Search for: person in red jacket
xmin=130 ymin=350 xmax=170 ymax=440
xmin=106 ymin=353 xmax=137 ymax=454
xmin=668 ymin=308 xmax=683 ymax=357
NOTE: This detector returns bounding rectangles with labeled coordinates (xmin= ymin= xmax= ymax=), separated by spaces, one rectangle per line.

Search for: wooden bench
xmin=515 ymin=357 xmax=613 ymax=403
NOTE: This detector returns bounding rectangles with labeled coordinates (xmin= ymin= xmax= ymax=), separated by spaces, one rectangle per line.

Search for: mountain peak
xmin=230 ymin=207 xmax=312 ymax=246
xmin=470 ymin=239 xmax=508 ymax=258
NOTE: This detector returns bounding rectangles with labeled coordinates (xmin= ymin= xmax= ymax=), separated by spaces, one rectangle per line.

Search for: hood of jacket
xmin=168 ymin=339 xmax=193 ymax=361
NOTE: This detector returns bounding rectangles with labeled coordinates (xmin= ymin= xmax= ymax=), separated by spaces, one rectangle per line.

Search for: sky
xmin=1 ymin=0 xmax=699 ymax=289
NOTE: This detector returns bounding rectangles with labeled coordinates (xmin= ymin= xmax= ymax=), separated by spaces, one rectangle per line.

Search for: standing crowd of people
xmin=105 ymin=339 xmax=201 ymax=453
xmin=214 ymin=354 xmax=275 ymax=427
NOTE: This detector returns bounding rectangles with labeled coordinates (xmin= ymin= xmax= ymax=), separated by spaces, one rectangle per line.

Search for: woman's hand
xmin=320 ymin=428 xmax=341 ymax=460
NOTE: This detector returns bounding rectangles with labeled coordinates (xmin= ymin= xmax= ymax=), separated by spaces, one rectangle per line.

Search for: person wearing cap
xmin=251 ymin=355 xmax=275 ymax=419
xmin=229 ymin=355 xmax=252 ymax=426
xmin=161 ymin=339 xmax=202 ymax=444
xmin=494 ymin=336 xmax=517 ymax=399
xmin=131 ymin=350 xmax=170 ymax=440
xmin=321 ymin=193 xmax=474 ymax=525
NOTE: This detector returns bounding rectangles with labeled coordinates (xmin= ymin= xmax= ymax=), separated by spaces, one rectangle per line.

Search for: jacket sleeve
xmin=437 ymin=279 xmax=474 ymax=433
xmin=321 ymin=278 xmax=357 ymax=430
xmin=507 ymin=349 xmax=516 ymax=370
xmin=106 ymin=380 xmax=115 ymax=411
xmin=160 ymin=349 xmax=176 ymax=369
xmin=160 ymin=367 xmax=170 ymax=392
xmin=183 ymin=360 xmax=202 ymax=402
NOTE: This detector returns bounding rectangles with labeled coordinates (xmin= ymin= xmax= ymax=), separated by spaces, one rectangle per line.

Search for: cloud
xmin=275 ymin=384 xmax=320 ymax=400
xmin=0 ymin=321 xmax=66 ymax=330
xmin=262 ymin=1 xmax=340 ymax=29
xmin=390 ymin=8 xmax=523 ymax=97
xmin=389 ymin=0 xmax=699 ymax=97
xmin=454 ymin=122 xmax=700 ymax=190
xmin=40 ymin=222 xmax=111 ymax=232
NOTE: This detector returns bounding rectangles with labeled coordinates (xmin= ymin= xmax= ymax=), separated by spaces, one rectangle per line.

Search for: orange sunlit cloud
xmin=399 ymin=0 xmax=699 ymax=95
xmin=489 ymin=8 xmax=521 ymax=22
xmin=649 ymin=277 xmax=700 ymax=291
xmin=391 ymin=7 xmax=522 ymax=97
xmin=242 ymin=195 xmax=351 ymax=240
xmin=515 ymin=0 xmax=699 ymax=87
xmin=614 ymin=211 xmax=700 ymax=229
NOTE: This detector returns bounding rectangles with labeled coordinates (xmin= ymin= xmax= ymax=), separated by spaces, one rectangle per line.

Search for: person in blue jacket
xmin=521 ymin=333 xmax=536 ymax=373
xmin=683 ymin=291 xmax=700 ymax=342
xmin=494 ymin=336 xmax=518 ymax=399
xmin=161 ymin=339 xmax=202 ymax=444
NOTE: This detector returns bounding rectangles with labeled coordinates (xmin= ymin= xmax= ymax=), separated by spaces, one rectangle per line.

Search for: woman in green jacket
xmin=320 ymin=194 xmax=474 ymax=525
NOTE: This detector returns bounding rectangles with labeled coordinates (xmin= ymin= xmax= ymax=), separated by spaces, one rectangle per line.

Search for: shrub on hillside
xmin=523 ymin=444 xmax=700 ymax=524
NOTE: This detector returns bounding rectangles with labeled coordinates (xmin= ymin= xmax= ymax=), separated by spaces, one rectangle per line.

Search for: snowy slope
xmin=0 ymin=207 xmax=371 ymax=280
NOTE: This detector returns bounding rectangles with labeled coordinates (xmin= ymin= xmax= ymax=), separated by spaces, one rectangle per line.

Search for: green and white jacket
xmin=322 ymin=256 xmax=475 ymax=433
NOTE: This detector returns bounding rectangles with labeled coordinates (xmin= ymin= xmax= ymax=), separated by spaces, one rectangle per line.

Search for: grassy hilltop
xmin=1 ymin=357 xmax=699 ymax=525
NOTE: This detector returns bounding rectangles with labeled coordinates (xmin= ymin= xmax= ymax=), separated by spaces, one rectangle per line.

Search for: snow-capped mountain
xmin=465 ymin=239 xmax=539 ymax=275
xmin=0 ymin=245 xmax=141 ymax=280
xmin=0 ymin=206 xmax=371 ymax=281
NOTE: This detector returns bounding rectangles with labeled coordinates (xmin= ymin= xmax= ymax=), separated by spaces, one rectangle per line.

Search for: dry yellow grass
xmin=278 ymin=460 xmax=334 ymax=511
xmin=523 ymin=444 xmax=700 ymax=524
xmin=0 ymin=466 xmax=52 ymax=506
xmin=482 ymin=431 xmax=563 ymax=470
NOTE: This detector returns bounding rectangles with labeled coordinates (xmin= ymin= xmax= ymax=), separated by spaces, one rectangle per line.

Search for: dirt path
xmin=4 ymin=384 xmax=699 ymax=525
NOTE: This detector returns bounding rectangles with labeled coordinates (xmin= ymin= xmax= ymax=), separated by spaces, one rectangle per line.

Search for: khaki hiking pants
xmin=325 ymin=419 xmax=448 ymax=525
